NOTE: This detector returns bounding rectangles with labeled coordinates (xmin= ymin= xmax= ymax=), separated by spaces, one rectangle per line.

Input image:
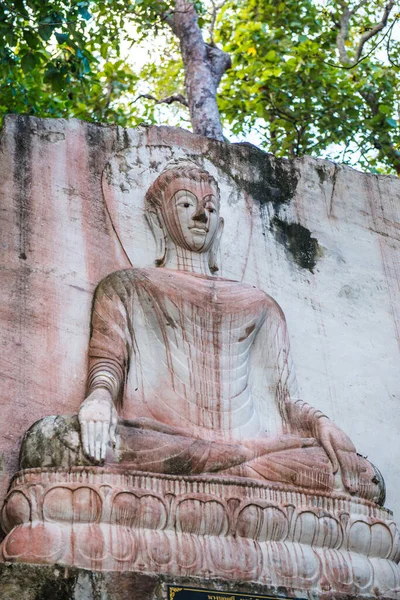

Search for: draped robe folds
xmin=86 ymin=267 xmax=378 ymax=498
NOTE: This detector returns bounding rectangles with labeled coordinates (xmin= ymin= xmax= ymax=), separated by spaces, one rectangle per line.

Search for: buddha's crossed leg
xmin=21 ymin=415 xmax=383 ymax=503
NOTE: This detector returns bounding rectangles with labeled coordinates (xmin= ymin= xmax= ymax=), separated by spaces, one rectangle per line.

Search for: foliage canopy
xmin=1 ymin=0 xmax=400 ymax=173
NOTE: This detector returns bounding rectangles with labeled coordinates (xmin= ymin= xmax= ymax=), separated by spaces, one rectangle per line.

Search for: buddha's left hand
xmin=314 ymin=416 xmax=360 ymax=495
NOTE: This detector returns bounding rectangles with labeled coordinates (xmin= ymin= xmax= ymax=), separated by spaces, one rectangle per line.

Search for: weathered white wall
xmin=1 ymin=115 xmax=399 ymax=516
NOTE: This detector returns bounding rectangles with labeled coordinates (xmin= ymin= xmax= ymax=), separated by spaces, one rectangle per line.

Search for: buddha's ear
xmin=209 ymin=217 xmax=224 ymax=274
xmin=146 ymin=210 xmax=167 ymax=267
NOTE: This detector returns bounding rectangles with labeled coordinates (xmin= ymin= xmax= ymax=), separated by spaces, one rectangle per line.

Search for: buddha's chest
xmin=134 ymin=270 xmax=268 ymax=353
xmin=125 ymin=269 xmax=270 ymax=432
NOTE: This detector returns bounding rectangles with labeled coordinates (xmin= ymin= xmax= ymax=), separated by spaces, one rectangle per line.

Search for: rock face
xmin=0 ymin=563 xmax=160 ymax=599
xmin=1 ymin=115 xmax=400 ymax=598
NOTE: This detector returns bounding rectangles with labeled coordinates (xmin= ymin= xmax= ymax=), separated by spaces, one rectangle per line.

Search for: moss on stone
xmin=271 ymin=216 xmax=321 ymax=272
xmin=187 ymin=140 xmax=299 ymax=208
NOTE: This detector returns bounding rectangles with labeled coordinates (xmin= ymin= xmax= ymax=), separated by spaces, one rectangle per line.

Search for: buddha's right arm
xmin=87 ymin=272 xmax=132 ymax=400
xmin=79 ymin=272 xmax=132 ymax=461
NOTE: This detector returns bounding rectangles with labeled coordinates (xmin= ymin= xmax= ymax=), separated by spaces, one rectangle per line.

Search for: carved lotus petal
xmin=176 ymin=499 xmax=228 ymax=536
xmin=207 ymin=536 xmax=261 ymax=578
xmin=348 ymin=520 xmax=393 ymax=558
xmin=76 ymin=523 xmax=106 ymax=561
xmin=263 ymin=541 xmax=319 ymax=583
xmin=323 ymin=548 xmax=353 ymax=587
xmin=1 ymin=491 xmax=31 ymax=532
xmin=371 ymin=555 xmax=400 ymax=591
xmin=43 ymin=486 xmax=101 ymax=523
xmin=235 ymin=538 xmax=262 ymax=579
xmin=389 ymin=522 xmax=400 ymax=562
xmin=175 ymin=533 xmax=200 ymax=569
xmin=350 ymin=551 xmax=374 ymax=591
xmin=147 ymin=531 xmax=172 ymax=566
xmin=109 ymin=525 xmax=137 ymax=562
xmin=208 ymin=536 xmax=239 ymax=574
xmin=111 ymin=492 xmax=167 ymax=530
xmin=3 ymin=523 xmax=62 ymax=561
xmin=236 ymin=504 xmax=288 ymax=541
xmin=293 ymin=511 xmax=342 ymax=548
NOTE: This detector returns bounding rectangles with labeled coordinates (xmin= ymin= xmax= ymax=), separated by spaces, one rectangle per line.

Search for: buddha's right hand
xmin=78 ymin=388 xmax=118 ymax=463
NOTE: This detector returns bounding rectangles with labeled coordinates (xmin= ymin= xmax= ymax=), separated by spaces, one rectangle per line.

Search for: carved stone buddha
xmin=3 ymin=160 xmax=398 ymax=596
xmin=20 ymin=160 xmax=384 ymax=504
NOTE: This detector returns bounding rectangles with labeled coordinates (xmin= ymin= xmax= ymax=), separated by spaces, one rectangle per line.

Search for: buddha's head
xmin=145 ymin=160 xmax=224 ymax=273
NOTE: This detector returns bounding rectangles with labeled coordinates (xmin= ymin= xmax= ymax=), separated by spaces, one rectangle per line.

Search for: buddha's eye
xmin=208 ymin=207 xmax=216 ymax=213
xmin=183 ymin=203 xmax=191 ymax=208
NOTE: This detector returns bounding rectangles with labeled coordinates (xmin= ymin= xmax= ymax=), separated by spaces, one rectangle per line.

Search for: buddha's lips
xmin=190 ymin=227 xmax=208 ymax=234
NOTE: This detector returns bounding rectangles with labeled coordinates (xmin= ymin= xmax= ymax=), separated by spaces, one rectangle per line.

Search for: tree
xmin=0 ymin=0 xmax=399 ymax=173
xmin=215 ymin=0 xmax=400 ymax=173
xmin=0 ymin=0 xmax=230 ymax=139
xmin=0 ymin=0 xmax=141 ymax=125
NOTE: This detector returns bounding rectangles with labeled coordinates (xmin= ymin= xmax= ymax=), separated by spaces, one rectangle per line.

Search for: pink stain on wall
xmin=0 ymin=117 xmax=123 ymax=505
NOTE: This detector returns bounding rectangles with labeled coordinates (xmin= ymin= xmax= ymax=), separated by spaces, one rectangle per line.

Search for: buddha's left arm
xmin=263 ymin=300 xmax=360 ymax=494
xmin=258 ymin=299 xmax=317 ymax=436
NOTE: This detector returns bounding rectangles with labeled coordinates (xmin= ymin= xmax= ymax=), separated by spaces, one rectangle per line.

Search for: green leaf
xmin=23 ymin=30 xmax=40 ymax=49
xmin=5 ymin=31 xmax=17 ymax=47
xmin=44 ymin=67 xmax=66 ymax=92
xmin=103 ymin=62 xmax=115 ymax=76
xmin=386 ymin=117 xmax=397 ymax=128
xmin=38 ymin=24 xmax=54 ymax=42
xmin=265 ymin=50 xmax=277 ymax=62
xmin=378 ymin=104 xmax=391 ymax=115
xmin=78 ymin=6 xmax=91 ymax=20
xmin=21 ymin=53 xmax=37 ymax=73
xmin=13 ymin=0 xmax=29 ymax=17
xmin=55 ymin=32 xmax=69 ymax=44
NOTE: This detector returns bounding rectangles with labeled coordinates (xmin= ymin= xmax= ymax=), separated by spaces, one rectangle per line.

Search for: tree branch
xmin=386 ymin=17 xmax=400 ymax=66
xmin=354 ymin=0 xmax=395 ymax=63
xmin=104 ymin=81 xmax=114 ymax=110
xmin=132 ymin=93 xmax=189 ymax=107
xmin=208 ymin=0 xmax=227 ymax=45
xmin=336 ymin=0 xmax=395 ymax=66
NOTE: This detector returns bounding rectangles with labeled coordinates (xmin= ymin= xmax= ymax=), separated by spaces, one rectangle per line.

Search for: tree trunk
xmin=167 ymin=0 xmax=231 ymax=141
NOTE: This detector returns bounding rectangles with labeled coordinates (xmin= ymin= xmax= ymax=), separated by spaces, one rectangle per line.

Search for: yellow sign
xmin=167 ymin=586 xmax=305 ymax=600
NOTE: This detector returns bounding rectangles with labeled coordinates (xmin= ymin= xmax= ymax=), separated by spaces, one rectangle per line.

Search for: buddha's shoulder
xmin=95 ymin=269 xmax=283 ymax=314
xmin=95 ymin=267 xmax=153 ymax=292
xmin=201 ymin=276 xmax=284 ymax=315
xmin=226 ymin=279 xmax=282 ymax=307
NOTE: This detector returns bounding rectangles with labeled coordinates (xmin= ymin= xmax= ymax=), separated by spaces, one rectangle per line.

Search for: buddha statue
xmin=21 ymin=160 xmax=384 ymax=505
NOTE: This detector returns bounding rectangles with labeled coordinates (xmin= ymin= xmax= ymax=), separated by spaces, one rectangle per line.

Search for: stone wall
xmin=0 ymin=564 xmax=348 ymax=600
xmin=0 ymin=114 xmax=399 ymax=517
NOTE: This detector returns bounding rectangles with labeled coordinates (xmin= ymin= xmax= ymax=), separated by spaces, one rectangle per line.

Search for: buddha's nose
xmin=193 ymin=207 xmax=208 ymax=223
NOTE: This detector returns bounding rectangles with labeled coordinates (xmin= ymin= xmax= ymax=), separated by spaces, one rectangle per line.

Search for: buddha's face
xmin=161 ymin=177 xmax=220 ymax=252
